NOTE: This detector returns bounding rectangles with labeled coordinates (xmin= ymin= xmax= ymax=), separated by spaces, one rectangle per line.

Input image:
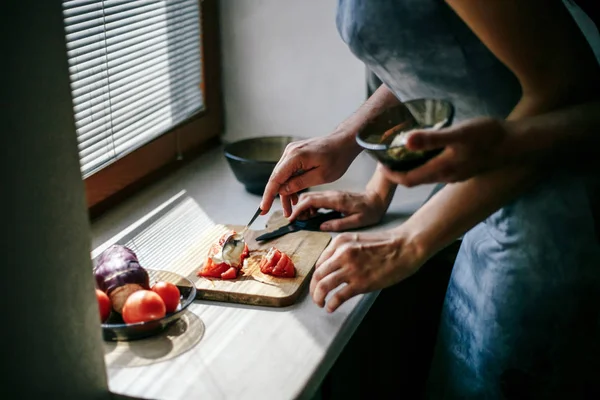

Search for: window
xmin=62 ymin=0 xmax=222 ymax=217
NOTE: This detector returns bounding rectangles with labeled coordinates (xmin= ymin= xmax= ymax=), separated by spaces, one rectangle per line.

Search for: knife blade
xmin=244 ymin=206 xmax=263 ymax=231
xmin=255 ymin=210 xmax=343 ymax=241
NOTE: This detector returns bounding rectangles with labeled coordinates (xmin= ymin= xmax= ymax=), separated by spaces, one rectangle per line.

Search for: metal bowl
xmin=356 ymin=98 xmax=454 ymax=172
xmin=224 ymin=136 xmax=301 ymax=195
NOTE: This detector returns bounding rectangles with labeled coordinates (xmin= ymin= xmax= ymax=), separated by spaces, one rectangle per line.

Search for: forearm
xmin=506 ymin=101 xmax=600 ymax=170
xmin=402 ymin=165 xmax=539 ymax=260
xmin=399 ymin=97 xmax=572 ymax=259
xmin=396 ymin=0 xmax=600 ymax=261
xmin=334 ymin=84 xmax=401 ymax=143
xmin=366 ymin=164 xmax=398 ymax=211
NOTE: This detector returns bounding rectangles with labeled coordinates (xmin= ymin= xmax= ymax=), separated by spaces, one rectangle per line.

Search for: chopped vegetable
xmin=93 ymin=245 xmax=150 ymax=313
xmin=198 ymin=231 xmax=249 ymax=279
xmin=259 ymin=247 xmax=296 ymax=278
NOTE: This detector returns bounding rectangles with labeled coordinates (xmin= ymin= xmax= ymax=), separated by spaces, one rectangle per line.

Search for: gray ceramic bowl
xmin=356 ymin=98 xmax=454 ymax=172
xmin=224 ymin=136 xmax=301 ymax=195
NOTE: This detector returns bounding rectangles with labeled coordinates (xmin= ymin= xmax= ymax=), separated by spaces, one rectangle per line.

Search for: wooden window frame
xmin=85 ymin=0 xmax=222 ymax=220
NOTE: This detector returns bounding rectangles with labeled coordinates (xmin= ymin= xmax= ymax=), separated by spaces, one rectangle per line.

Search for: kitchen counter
xmin=91 ymin=145 xmax=434 ymax=400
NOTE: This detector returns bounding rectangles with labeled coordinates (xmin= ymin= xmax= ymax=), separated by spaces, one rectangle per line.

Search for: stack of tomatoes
xmin=95 ymin=281 xmax=180 ymax=324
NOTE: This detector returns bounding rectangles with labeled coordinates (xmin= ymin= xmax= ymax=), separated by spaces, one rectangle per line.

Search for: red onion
xmin=93 ymin=245 xmax=150 ymax=313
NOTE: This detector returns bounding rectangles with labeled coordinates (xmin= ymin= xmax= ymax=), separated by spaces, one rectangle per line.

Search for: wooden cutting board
xmin=170 ymin=211 xmax=331 ymax=307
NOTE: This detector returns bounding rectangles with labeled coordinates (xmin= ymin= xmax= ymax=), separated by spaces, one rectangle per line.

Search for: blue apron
xmin=336 ymin=0 xmax=600 ymax=398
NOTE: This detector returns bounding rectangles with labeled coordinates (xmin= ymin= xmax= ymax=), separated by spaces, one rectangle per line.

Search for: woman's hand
xmin=310 ymin=228 xmax=425 ymax=313
xmin=380 ymin=117 xmax=513 ymax=187
xmin=288 ymin=190 xmax=389 ymax=231
xmin=260 ymin=133 xmax=362 ymax=217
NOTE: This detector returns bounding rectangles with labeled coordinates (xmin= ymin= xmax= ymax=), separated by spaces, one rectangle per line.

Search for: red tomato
xmin=220 ymin=267 xmax=238 ymax=280
xmin=259 ymin=247 xmax=296 ymax=278
xmin=197 ymin=231 xmax=249 ymax=279
xmin=96 ymin=289 xmax=111 ymax=322
xmin=151 ymin=281 xmax=181 ymax=313
xmin=121 ymin=290 xmax=166 ymax=324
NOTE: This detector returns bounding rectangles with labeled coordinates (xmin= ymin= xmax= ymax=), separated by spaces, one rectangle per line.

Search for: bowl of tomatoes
xmin=96 ymin=268 xmax=197 ymax=341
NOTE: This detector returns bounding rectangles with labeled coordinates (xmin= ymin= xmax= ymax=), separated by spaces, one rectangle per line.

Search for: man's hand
xmin=260 ymin=134 xmax=361 ymax=216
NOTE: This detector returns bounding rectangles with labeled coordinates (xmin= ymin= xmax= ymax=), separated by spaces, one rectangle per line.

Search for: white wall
xmin=219 ymin=0 xmax=367 ymax=142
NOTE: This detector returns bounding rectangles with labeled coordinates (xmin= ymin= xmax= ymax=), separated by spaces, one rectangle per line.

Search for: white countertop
xmin=91 ymin=145 xmax=434 ymax=400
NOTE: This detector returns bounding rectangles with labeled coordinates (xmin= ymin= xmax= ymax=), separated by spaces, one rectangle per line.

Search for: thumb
xmin=320 ymin=214 xmax=364 ymax=232
xmin=405 ymin=126 xmax=462 ymax=151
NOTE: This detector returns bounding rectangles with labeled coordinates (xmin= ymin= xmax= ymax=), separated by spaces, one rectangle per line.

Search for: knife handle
xmin=294 ymin=210 xmax=344 ymax=231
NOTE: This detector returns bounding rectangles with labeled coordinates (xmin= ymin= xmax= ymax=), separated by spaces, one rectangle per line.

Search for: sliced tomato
xmin=220 ymin=266 xmax=238 ymax=280
xmin=260 ymin=247 xmax=296 ymax=278
xmin=197 ymin=231 xmax=249 ymax=279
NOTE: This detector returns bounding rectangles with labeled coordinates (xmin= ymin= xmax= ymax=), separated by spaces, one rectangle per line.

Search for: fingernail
xmin=284 ymin=184 xmax=291 ymax=193
xmin=320 ymin=223 xmax=330 ymax=231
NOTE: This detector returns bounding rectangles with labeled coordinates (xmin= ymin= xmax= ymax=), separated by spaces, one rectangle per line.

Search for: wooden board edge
xmin=193 ymin=266 xmax=317 ymax=308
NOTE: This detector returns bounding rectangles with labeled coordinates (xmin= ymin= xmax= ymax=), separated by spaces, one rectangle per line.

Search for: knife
xmin=244 ymin=206 xmax=263 ymax=233
xmin=255 ymin=210 xmax=344 ymax=241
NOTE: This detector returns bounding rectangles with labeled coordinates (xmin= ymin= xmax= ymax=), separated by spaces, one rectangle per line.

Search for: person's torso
xmin=336 ymin=0 xmax=522 ymax=122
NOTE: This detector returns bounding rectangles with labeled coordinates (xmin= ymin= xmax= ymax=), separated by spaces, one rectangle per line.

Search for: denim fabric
xmin=336 ymin=0 xmax=600 ymax=398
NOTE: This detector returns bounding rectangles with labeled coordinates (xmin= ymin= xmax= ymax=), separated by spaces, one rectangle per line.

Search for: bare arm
xmin=395 ymin=0 xmax=600 ymax=258
xmin=260 ymin=84 xmax=400 ymax=214
xmin=505 ymin=101 xmax=600 ymax=171
xmin=366 ymin=164 xmax=397 ymax=211
xmin=307 ymin=1 xmax=600 ymax=312
xmin=336 ymin=84 xmax=402 ymax=139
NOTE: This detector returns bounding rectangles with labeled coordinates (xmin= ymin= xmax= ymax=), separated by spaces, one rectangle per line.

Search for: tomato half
xmin=151 ymin=281 xmax=181 ymax=313
xmin=96 ymin=289 xmax=111 ymax=322
xmin=121 ymin=290 xmax=166 ymax=324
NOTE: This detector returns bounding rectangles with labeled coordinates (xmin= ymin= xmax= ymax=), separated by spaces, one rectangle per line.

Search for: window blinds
xmin=63 ymin=0 xmax=205 ymax=177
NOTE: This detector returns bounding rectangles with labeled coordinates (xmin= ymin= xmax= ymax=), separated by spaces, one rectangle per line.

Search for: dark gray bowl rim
xmin=356 ymin=98 xmax=454 ymax=152
xmin=223 ymin=135 xmax=305 ymax=165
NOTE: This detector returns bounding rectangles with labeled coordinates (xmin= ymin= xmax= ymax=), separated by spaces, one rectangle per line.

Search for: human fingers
xmin=260 ymin=155 xmax=304 ymax=213
xmin=405 ymin=126 xmax=463 ymax=152
xmin=278 ymin=168 xmax=323 ymax=197
xmin=320 ymin=214 xmax=364 ymax=231
xmin=395 ymin=151 xmax=456 ymax=186
xmin=312 ymin=270 xmax=347 ymax=309
xmin=378 ymin=165 xmax=411 ymax=187
xmin=325 ymin=284 xmax=360 ymax=313
xmin=288 ymin=191 xmax=345 ymax=221
xmin=280 ymin=195 xmax=293 ymax=217
xmin=309 ymin=252 xmax=342 ymax=299
xmin=315 ymin=233 xmax=352 ymax=268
